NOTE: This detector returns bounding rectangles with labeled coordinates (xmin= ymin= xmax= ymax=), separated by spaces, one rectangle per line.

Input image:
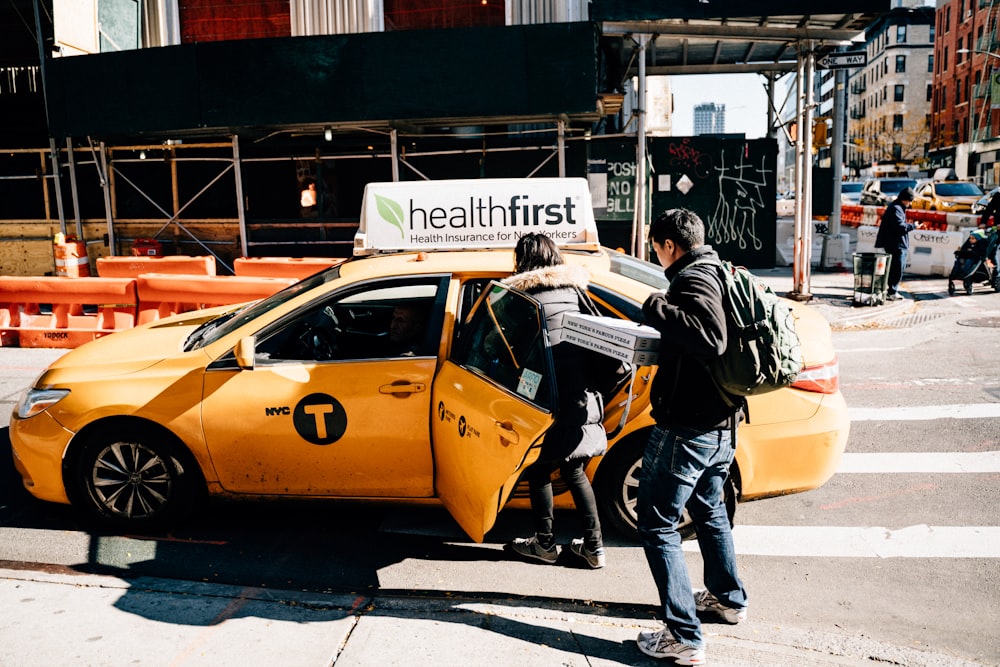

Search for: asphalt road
xmin=1 ymin=281 xmax=998 ymax=665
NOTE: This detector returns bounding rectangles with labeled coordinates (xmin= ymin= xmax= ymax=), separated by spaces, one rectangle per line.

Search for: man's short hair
xmin=898 ymin=187 xmax=915 ymax=201
xmin=648 ymin=208 xmax=705 ymax=252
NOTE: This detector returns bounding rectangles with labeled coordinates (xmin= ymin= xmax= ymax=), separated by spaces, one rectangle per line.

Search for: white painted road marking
xmin=837 ymin=451 xmax=1000 ymax=473
xmin=683 ymin=525 xmax=1000 ymax=559
xmin=850 ymin=403 xmax=1000 ymax=421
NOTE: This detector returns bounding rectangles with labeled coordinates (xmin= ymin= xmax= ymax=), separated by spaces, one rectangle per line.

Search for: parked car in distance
xmin=972 ymin=186 xmax=999 ymax=216
xmin=841 ymin=181 xmax=862 ymax=205
xmin=860 ymin=177 xmax=918 ymax=206
xmin=910 ymin=179 xmax=985 ymax=213
xmin=776 ymin=191 xmax=795 ymax=216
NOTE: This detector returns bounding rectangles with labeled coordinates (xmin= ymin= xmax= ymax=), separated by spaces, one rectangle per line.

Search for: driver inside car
xmin=386 ymin=303 xmax=428 ymax=356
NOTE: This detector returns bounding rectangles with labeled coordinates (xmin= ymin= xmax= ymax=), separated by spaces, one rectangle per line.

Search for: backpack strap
xmin=677 ymin=258 xmax=750 ymax=423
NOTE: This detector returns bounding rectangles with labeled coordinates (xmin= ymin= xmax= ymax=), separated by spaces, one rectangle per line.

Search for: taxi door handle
xmin=379 ymin=382 xmax=426 ymax=395
xmin=494 ymin=420 xmax=519 ymax=446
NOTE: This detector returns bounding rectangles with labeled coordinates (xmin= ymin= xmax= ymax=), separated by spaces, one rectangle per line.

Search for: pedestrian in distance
xmin=874 ymin=186 xmax=918 ymax=301
xmin=635 ymin=209 xmax=748 ymax=666
xmin=502 ymin=232 xmax=608 ymax=569
xmin=980 ymin=188 xmax=1000 ymax=228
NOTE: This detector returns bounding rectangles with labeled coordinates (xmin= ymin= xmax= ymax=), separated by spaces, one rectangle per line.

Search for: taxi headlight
xmin=15 ymin=388 xmax=70 ymax=420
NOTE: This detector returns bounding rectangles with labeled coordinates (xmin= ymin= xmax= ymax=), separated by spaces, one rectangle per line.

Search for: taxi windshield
xmin=183 ymin=265 xmax=343 ymax=351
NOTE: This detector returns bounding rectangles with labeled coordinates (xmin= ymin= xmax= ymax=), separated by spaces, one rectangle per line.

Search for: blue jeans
xmin=887 ymin=248 xmax=907 ymax=295
xmin=637 ymin=425 xmax=747 ymax=648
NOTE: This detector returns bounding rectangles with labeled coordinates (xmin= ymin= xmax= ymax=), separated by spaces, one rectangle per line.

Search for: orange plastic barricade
xmin=233 ymin=257 xmax=344 ymax=279
xmin=53 ymin=238 xmax=91 ymax=277
xmin=96 ymin=255 xmax=217 ymax=278
xmin=136 ymin=274 xmax=296 ymax=324
xmin=0 ymin=276 xmax=138 ymax=348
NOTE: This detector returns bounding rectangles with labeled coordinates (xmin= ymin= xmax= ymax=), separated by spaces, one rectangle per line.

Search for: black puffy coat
xmin=503 ymin=264 xmax=607 ymax=463
xmin=641 ymin=245 xmax=739 ymax=430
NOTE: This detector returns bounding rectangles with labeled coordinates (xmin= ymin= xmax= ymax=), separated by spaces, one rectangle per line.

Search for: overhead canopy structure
xmin=591 ymin=0 xmax=888 ymax=293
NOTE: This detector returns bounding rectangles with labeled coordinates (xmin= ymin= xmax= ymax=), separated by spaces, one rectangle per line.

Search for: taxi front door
xmin=431 ymin=282 xmax=556 ymax=542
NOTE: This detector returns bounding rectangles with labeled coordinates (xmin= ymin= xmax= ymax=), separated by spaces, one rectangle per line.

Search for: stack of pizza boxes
xmin=562 ymin=313 xmax=660 ymax=365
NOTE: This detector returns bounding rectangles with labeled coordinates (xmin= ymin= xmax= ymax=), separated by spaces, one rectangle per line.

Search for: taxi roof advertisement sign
xmin=354 ymin=178 xmax=600 ymax=255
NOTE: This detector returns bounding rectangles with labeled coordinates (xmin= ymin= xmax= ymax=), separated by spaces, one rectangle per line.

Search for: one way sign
xmin=817 ymin=51 xmax=868 ymax=69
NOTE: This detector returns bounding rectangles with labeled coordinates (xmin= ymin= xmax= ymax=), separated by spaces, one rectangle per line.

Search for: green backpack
xmin=684 ymin=258 xmax=803 ymax=413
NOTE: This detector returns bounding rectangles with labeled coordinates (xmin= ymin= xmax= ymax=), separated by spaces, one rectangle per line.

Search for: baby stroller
xmin=948 ymin=225 xmax=1000 ymax=295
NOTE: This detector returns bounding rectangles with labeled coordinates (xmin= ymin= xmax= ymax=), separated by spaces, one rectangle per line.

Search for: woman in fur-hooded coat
xmin=502 ymin=233 xmax=606 ymax=567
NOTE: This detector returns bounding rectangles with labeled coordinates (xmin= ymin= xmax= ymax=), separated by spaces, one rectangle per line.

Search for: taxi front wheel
xmin=595 ymin=433 xmax=737 ymax=540
xmin=69 ymin=425 xmax=204 ymax=529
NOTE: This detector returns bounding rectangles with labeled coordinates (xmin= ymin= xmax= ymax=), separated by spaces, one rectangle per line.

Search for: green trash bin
xmin=852 ymin=252 xmax=892 ymax=306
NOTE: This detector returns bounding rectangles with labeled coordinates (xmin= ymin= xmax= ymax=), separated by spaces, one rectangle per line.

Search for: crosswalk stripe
xmin=849 ymin=403 xmax=1000 ymax=421
xmin=837 ymin=451 xmax=1000 ymax=473
xmin=680 ymin=525 xmax=1000 ymax=558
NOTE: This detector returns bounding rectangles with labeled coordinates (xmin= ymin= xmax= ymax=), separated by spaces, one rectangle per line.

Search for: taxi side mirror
xmin=234 ymin=336 xmax=256 ymax=370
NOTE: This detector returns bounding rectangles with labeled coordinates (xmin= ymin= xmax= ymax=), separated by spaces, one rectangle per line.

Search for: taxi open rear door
xmin=430 ymin=282 xmax=555 ymax=542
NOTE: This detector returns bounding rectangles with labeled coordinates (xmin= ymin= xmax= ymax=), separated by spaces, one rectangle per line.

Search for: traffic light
xmin=813 ymin=117 xmax=831 ymax=149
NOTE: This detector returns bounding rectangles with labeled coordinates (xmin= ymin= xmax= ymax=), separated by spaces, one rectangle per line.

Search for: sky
xmin=669 ymin=73 xmax=784 ymax=138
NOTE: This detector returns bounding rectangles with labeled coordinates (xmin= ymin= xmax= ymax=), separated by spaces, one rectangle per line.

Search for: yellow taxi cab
xmin=910 ymin=179 xmax=985 ymax=213
xmin=10 ymin=178 xmax=849 ymax=542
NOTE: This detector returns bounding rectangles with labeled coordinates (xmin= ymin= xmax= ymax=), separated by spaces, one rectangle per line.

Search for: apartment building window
xmin=896 ymin=55 xmax=906 ymax=73
xmin=927 ymin=83 xmax=933 ymax=101
xmin=930 ymin=24 xmax=935 ymax=42
xmin=957 ymin=38 xmax=964 ymax=63
xmin=928 ymin=53 xmax=934 ymax=72
xmin=956 ymin=82 xmax=961 ymax=104
xmin=946 ymin=7 xmax=951 ymax=31
xmin=892 ymin=143 xmax=902 ymax=160
xmin=895 ymin=84 xmax=905 ymax=102
xmin=893 ymin=114 xmax=904 ymax=130
xmin=944 ymin=46 xmax=949 ymax=70
xmin=897 ymin=24 xmax=907 ymax=43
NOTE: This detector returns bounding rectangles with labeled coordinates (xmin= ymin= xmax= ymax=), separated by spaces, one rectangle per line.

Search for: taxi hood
xmin=36 ymin=310 xmax=218 ymax=384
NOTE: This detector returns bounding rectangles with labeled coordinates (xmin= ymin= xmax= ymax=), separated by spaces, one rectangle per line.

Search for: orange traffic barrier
xmin=0 ymin=276 xmax=137 ymax=348
xmin=96 ymin=255 xmax=217 ymax=278
xmin=53 ymin=238 xmax=90 ymax=277
xmin=136 ymin=274 xmax=296 ymax=324
xmin=234 ymin=256 xmax=344 ymax=279
xmin=840 ymin=205 xmax=863 ymax=226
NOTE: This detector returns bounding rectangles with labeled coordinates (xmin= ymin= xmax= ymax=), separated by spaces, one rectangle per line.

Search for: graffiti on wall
xmin=707 ymin=147 xmax=772 ymax=252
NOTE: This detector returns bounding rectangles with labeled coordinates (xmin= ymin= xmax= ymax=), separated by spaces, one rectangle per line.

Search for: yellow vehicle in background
xmin=11 ymin=179 xmax=849 ymax=541
xmin=910 ymin=179 xmax=985 ymax=213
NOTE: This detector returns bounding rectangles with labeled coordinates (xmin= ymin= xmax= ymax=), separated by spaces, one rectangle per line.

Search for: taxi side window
xmin=452 ymin=282 xmax=553 ymax=410
xmin=255 ymin=276 xmax=448 ymax=363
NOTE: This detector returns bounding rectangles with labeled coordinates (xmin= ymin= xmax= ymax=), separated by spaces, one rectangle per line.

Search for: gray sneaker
xmin=636 ymin=628 xmax=706 ymax=665
xmin=509 ymin=535 xmax=559 ymax=564
xmin=569 ymin=538 xmax=606 ymax=568
xmin=694 ymin=589 xmax=747 ymax=624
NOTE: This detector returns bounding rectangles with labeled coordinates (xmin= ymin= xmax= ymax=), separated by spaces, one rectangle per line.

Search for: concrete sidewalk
xmin=752 ymin=264 xmax=923 ymax=330
xmin=0 ymin=566 xmax=980 ymax=667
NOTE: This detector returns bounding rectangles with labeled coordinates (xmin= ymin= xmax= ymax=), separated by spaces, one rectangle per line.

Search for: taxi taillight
xmin=791 ymin=357 xmax=839 ymax=394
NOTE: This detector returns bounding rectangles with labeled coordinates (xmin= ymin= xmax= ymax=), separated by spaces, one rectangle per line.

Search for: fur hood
xmin=502 ymin=263 xmax=590 ymax=292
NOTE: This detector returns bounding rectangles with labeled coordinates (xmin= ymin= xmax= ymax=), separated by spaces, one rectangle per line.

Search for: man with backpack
xmin=635 ymin=208 xmax=748 ymax=666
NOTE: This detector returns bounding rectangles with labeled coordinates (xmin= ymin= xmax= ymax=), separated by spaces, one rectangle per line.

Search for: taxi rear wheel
xmin=595 ymin=434 xmax=737 ymax=540
xmin=69 ymin=426 xmax=203 ymax=529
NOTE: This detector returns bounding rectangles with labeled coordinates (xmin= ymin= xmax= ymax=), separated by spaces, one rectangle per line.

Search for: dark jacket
xmin=641 ymin=245 xmax=737 ymax=430
xmin=503 ymin=264 xmax=607 ymax=462
xmin=875 ymin=199 xmax=916 ymax=252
